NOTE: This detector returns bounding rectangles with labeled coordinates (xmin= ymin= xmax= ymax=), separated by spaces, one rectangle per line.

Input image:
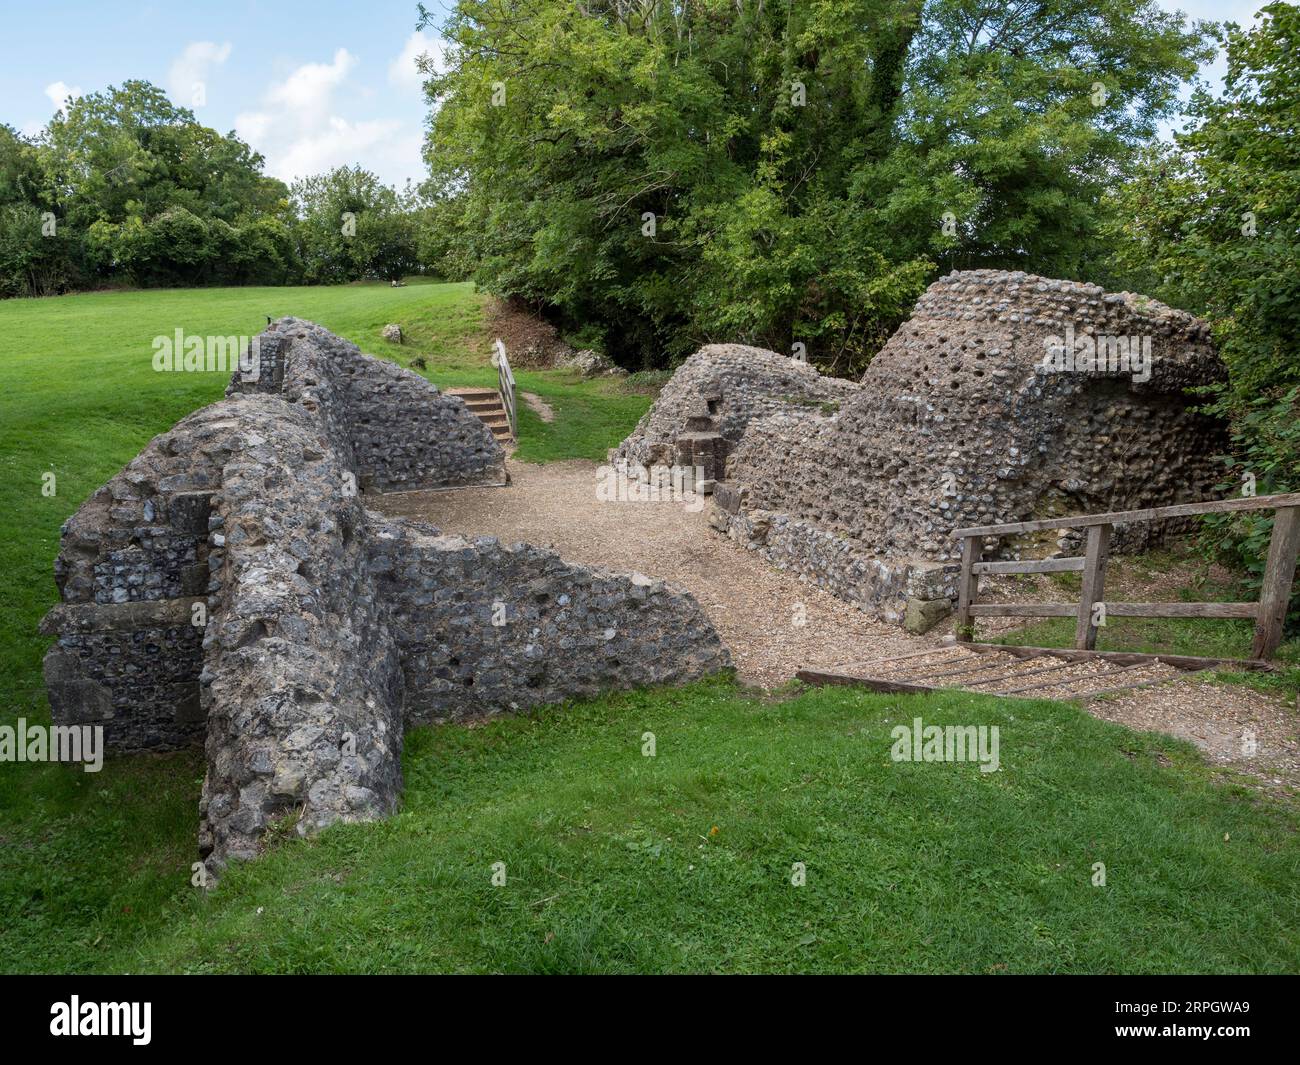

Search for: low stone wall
xmin=42 ymin=319 xmax=729 ymax=874
xmin=367 ymin=516 xmax=730 ymax=724
xmin=620 ymin=270 xmax=1228 ymax=624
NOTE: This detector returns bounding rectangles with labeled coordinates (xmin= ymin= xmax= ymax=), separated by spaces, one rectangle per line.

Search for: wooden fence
xmin=951 ymin=492 xmax=1300 ymax=659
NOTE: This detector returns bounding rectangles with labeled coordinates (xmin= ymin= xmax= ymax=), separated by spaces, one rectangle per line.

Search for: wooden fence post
xmin=1075 ymin=523 xmax=1112 ymax=650
xmin=955 ymin=536 xmax=981 ymax=641
xmin=1251 ymin=506 xmax=1300 ymax=659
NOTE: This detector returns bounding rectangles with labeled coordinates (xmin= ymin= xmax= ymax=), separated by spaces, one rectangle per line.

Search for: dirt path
xmin=372 ymin=459 xmax=1299 ymax=793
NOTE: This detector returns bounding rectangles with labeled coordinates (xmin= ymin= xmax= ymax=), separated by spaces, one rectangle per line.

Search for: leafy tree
xmin=1103 ymin=3 xmax=1300 ymax=619
xmin=291 ymin=165 xmax=419 ymax=283
xmin=422 ymin=0 xmax=1211 ymax=369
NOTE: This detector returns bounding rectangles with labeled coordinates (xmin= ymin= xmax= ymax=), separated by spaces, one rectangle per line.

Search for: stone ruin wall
xmin=617 ymin=270 xmax=1228 ymax=623
xmin=42 ymin=319 xmax=730 ymax=873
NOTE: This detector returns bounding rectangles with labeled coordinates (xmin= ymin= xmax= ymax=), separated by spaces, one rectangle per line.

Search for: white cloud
xmin=388 ymin=31 xmax=447 ymax=92
xmin=167 ymin=41 xmax=232 ymax=105
xmin=236 ymin=48 xmax=423 ymax=187
xmin=44 ymin=81 xmax=82 ymax=113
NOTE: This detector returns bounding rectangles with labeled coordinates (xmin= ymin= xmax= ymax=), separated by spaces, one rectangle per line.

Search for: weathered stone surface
xmin=197 ymin=398 xmax=404 ymax=871
xmin=621 ymin=271 xmax=1227 ymax=622
xmin=903 ymin=597 xmax=954 ymax=636
xmin=381 ymin=324 xmax=403 ymax=344
xmin=367 ymin=517 xmax=731 ymax=724
xmin=558 ymin=348 xmax=625 ymax=377
xmin=229 ymin=317 xmax=506 ymax=491
xmin=615 ymin=343 xmax=856 ymax=470
xmin=41 ymin=319 xmax=730 ymax=875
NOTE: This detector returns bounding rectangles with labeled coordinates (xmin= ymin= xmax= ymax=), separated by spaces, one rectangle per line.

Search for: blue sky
xmin=0 ymin=1 xmax=1270 ymax=191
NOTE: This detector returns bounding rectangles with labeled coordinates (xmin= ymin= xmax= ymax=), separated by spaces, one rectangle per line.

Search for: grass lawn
xmin=1 ymin=283 xmax=1297 ymax=974
xmin=3 ymin=679 xmax=1297 ymax=974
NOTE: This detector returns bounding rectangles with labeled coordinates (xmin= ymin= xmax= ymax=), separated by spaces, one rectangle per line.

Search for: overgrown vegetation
xmin=1100 ymin=4 xmax=1300 ymax=627
xmin=0 ymin=82 xmax=461 ymax=297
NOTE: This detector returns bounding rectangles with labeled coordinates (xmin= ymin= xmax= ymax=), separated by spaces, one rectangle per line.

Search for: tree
xmin=422 ymin=0 xmax=1211 ymax=370
xmin=291 ymin=165 xmax=419 ymax=283
xmin=1103 ymin=2 xmax=1300 ymax=613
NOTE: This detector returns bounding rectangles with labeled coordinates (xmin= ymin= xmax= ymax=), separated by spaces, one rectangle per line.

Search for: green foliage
xmin=1102 ymin=3 xmax=1300 ymax=624
xmin=0 ymin=83 xmax=457 ymax=296
xmin=423 ymin=0 xmax=1209 ymax=369
xmin=291 ymin=166 xmax=420 ymax=283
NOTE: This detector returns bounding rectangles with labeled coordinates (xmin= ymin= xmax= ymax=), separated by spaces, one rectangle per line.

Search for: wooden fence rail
xmin=951 ymin=492 xmax=1300 ymax=659
xmin=493 ymin=338 xmax=517 ymax=439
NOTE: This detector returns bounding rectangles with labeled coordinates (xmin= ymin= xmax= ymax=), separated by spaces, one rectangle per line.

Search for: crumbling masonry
xmin=615 ymin=270 xmax=1227 ymax=627
xmin=41 ymin=319 xmax=730 ymax=872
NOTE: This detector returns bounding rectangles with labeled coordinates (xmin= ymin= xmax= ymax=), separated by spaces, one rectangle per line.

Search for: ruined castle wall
xmin=622 ymin=271 xmax=1227 ymax=622
xmin=40 ymin=403 xmax=260 ymax=750
xmin=198 ymin=397 xmax=404 ymax=868
xmin=228 ymin=317 xmax=507 ymax=491
xmin=614 ymin=343 xmax=857 ymax=472
xmin=366 ymin=517 xmax=731 ymax=725
xmin=42 ymin=319 xmax=730 ymax=871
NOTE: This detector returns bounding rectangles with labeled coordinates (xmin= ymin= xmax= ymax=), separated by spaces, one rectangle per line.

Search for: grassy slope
xmin=1 ymin=284 xmax=1297 ymax=974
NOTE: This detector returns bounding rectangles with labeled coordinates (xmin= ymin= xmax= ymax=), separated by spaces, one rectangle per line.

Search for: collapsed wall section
xmin=613 ymin=344 xmax=856 ymax=488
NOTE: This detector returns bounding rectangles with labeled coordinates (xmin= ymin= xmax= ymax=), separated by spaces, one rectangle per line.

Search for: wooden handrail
xmin=493 ymin=338 xmax=517 ymax=439
xmin=952 ymin=495 xmax=1300 ymax=659
xmin=952 ymin=491 xmax=1300 ymax=539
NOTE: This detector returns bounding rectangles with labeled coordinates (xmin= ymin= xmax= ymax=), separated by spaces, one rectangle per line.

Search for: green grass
xmin=3 ymin=680 xmax=1296 ymax=974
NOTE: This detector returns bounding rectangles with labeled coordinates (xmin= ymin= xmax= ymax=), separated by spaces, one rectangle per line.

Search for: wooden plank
xmin=1251 ymin=506 xmax=1300 ymax=659
xmin=967 ymin=659 xmax=1091 ymax=688
xmin=1075 ymin=523 xmax=1111 ymax=650
xmin=1105 ymin=602 xmax=1258 ymax=619
xmin=795 ymin=669 xmax=942 ymax=696
xmin=972 ymin=557 xmax=1085 ymax=575
xmin=1080 ymin=669 xmax=1210 ymax=701
xmin=985 ymin=662 xmax=1080 ymax=694
xmin=832 ymin=646 xmax=960 ymax=672
xmin=954 ymin=536 xmax=981 ymax=642
xmin=968 ymin=601 xmax=1257 ymax=620
xmin=960 ymin=642 xmax=1274 ymax=672
xmin=951 ymin=491 xmax=1300 ymax=539
xmin=969 ymin=603 xmax=1076 ymax=617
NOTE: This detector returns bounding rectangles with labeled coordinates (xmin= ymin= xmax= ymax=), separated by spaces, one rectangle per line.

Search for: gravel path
xmin=372 ymin=458 xmax=938 ymax=688
xmin=372 ymin=459 xmax=1299 ymax=793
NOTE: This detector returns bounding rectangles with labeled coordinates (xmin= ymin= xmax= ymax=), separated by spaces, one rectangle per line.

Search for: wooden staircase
xmin=445 ymin=387 xmax=513 ymax=443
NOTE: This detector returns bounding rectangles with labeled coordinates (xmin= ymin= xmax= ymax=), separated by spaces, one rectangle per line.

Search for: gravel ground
xmin=372 ymin=459 xmax=1299 ymax=793
xmin=372 ymin=458 xmax=939 ymax=688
